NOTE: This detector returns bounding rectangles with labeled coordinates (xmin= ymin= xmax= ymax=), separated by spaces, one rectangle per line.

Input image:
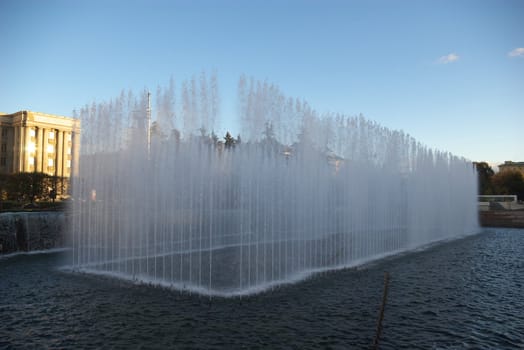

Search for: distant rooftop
xmin=1 ymin=110 xmax=72 ymax=120
xmin=498 ymin=162 xmax=524 ymax=176
xmin=500 ymin=161 xmax=524 ymax=166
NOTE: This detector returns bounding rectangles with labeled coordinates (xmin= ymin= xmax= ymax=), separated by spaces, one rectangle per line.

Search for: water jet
xmin=69 ymin=75 xmax=478 ymax=296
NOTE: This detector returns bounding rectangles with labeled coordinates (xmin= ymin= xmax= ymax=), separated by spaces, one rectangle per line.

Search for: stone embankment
xmin=479 ymin=210 xmax=524 ymax=228
xmin=0 ymin=211 xmax=66 ymax=254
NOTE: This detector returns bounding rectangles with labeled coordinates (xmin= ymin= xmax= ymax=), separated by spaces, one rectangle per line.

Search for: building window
xmin=28 ymin=142 xmax=36 ymax=153
xmin=67 ymin=147 xmax=71 ymax=155
xmin=67 ymin=133 xmax=72 ymax=142
xmin=48 ymin=158 xmax=54 ymax=167
xmin=1 ymin=128 xmax=7 ymax=137
xmin=0 ymin=157 xmax=5 ymax=166
xmin=47 ymin=144 xmax=54 ymax=153
xmin=1 ymin=144 xmax=6 ymax=153
xmin=66 ymin=160 xmax=71 ymax=168
xmin=48 ymin=131 xmax=55 ymax=140
xmin=28 ymin=157 xmax=35 ymax=166
xmin=29 ymin=129 xmax=36 ymax=137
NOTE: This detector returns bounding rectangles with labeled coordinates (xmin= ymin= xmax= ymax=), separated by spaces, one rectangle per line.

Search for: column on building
xmin=25 ymin=127 xmax=33 ymax=172
xmin=42 ymin=128 xmax=49 ymax=175
xmin=36 ymin=127 xmax=44 ymax=172
xmin=48 ymin=128 xmax=56 ymax=175
xmin=20 ymin=125 xmax=26 ymax=172
xmin=57 ymin=129 xmax=64 ymax=177
xmin=13 ymin=126 xmax=20 ymax=172
xmin=64 ymin=132 xmax=70 ymax=177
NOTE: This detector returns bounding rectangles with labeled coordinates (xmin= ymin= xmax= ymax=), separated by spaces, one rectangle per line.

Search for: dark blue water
xmin=1 ymin=228 xmax=523 ymax=349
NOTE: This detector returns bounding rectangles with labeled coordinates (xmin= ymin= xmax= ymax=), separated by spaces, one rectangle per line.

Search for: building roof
xmin=499 ymin=161 xmax=524 ymax=167
xmin=1 ymin=110 xmax=73 ymax=120
xmin=0 ymin=110 xmax=80 ymax=130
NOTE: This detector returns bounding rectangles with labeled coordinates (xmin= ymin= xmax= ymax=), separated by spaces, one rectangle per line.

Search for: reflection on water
xmin=1 ymin=228 xmax=522 ymax=349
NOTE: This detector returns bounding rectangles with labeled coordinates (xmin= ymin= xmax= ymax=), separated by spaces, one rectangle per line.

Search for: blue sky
xmin=1 ymin=0 xmax=523 ymax=167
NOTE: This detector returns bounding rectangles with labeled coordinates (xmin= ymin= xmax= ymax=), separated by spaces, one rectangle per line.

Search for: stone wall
xmin=479 ymin=210 xmax=524 ymax=228
xmin=0 ymin=211 xmax=65 ymax=254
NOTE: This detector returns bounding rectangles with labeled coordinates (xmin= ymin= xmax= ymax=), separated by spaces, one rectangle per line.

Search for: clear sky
xmin=1 ymin=0 xmax=522 ymax=167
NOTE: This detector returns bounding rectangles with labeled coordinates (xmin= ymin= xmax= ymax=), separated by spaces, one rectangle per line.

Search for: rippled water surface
xmin=1 ymin=228 xmax=523 ymax=349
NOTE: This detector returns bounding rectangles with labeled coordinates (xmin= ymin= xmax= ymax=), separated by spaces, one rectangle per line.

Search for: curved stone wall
xmin=0 ymin=212 xmax=65 ymax=254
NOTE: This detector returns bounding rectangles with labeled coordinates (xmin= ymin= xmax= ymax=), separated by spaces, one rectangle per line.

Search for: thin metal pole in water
xmin=373 ymin=271 xmax=390 ymax=350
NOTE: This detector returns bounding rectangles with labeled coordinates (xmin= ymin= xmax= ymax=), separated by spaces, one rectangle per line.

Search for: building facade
xmin=0 ymin=111 xmax=80 ymax=178
xmin=498 ymin=161 xmax=524 ymax=177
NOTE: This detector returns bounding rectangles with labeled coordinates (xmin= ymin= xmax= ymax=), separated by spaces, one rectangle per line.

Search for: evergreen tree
xmin=224 ymin=131 xmax=235 ymax=148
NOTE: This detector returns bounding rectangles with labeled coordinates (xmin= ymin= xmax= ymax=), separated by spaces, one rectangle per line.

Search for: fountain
xmin=69 ymin=74 xmax=479 ymax=296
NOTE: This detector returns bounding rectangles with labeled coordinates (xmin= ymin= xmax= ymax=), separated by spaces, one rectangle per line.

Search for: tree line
xmin=474 ymin=162 xmax=524 ymax=201
xmin=0 ymin=172 xmax=68 ymax=207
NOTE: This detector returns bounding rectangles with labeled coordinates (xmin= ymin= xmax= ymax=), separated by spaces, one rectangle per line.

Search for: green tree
xmin=0 ymin=174 xmax=10 ymax=209
xmin=9 ymin=172 xmax=48 ymax=203
xmin=474 ymin=161 xmax=494 ymax=194
xmin=224 ymin=131 xmax=235 ymax=148
xmin=491 ymin=170 xmax=524 ymax=201
xmin=44 ymin=175 xmax=67 ymax=201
